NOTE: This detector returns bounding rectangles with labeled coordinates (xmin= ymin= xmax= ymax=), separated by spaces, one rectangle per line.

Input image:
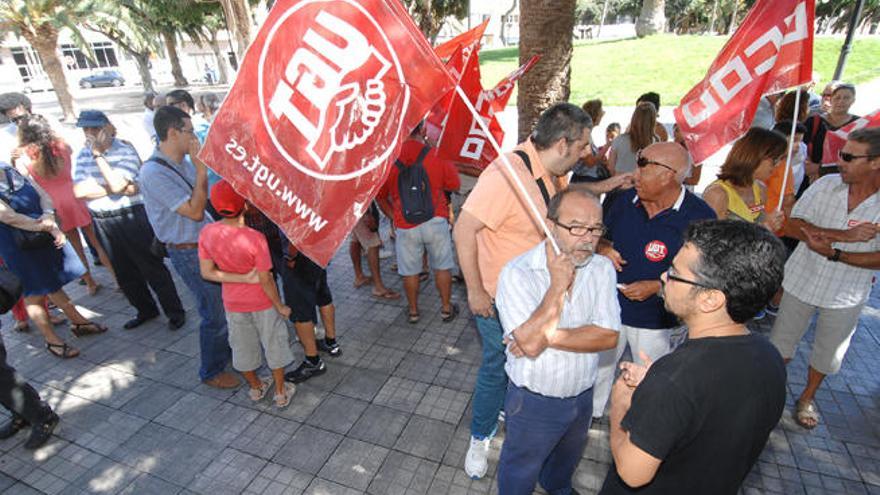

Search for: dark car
xmin=79 ymin=70 xmax=125 ymax=88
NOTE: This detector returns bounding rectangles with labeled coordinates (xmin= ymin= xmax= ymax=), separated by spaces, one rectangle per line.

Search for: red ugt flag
xmin=674 ymin=0 xmax=814 ymax=164
xmin=823 ymin=108 xmax=880 ymax=166
xmin=434 ymin=19 xmax=489 ymax=60
xmin=199 ymin=0 xmax=455 ymax=267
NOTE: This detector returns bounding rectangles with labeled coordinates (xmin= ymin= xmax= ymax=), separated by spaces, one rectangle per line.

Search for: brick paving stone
xmin=245 ymin=462 xmax=313 ymax=495
xmin=368 ymin=451 xmax=438 ymax=495
xmin=59 ymin=458 xmax=142 ymax=495
xmin=306 ymin=394 xmax=369 ymax=435
xmin=373 ymin=377 xmax=429 ymax=414
xmin=348 ymin=404 xmax=410 ymax=449
xmin=304 ymin=477 xmax=364 ymax=495
xmin=273 ymin=425 xmax=343 ymax=475
xmin=412 ymin=331 xmax=460 ymax=360
xmin=428 ymin=465 xmax=496 ymax=494
xmin=356 ymin=345 xmax=407 ymax=374
xmin=378 ymin=326 xmax=423 ymax=352
xmin=119 ymin=381 xmax=189 ymax=420
xmin=154 ymin=392 xmax=224 ymax=433
xmin=393 ymin=353 xmax=444 ymax=384
xmin=317 ymin=437 xmax=388 ymax=491
xmin=333 ymin=368 xmax=389 ymax=402
xmin=414 ymin=385 xmax=469 ymax=424
xmin=6 ymin=482 xmax=43 ymax=494
xmin=230 ymin=413 xmax=300 ymax=460
xmin=572 ymin=458 xmax=613 ymax=494
xmin=109 ymin=423 xmax=220 ymax=487
xmin=190 ymin=401 xmax=260 ymax=445
xmin=395 ymin=415 xmax=455 ymax=462
xmin=119 ymin=474 xmax=183 ymax=495
xmin=188 ymin=448 xmax=266 ymax=495
xmin=432 ymin=360 xmax=479 ymax=392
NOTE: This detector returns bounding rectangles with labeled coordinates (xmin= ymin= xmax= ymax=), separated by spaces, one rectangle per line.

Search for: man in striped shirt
xmin=495 ymin=187 xmax=620 ymax=495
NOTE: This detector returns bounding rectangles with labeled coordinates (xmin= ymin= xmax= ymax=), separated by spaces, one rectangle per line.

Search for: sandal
xmin=13 ymin=321 xmax=30 ymax=333
xmin=87 ymin=284 xmax=102 ymax=297
xmin=46 ymin=342 xmax=79 ymax=359
xmin=274 ymin=382 xmax=296 ymax=408
xmin=248 ymin=379 xmax=271 ymax=402
xmin=408 ymin=312 xmax=420 ymax=324
xmin=372 ymin=289 xmax=401 ymax=300
xmin=70 ymin=322 xmax=108 ymax=338
xmin=441 ymin=303 xmax=460 ymax=323
xmin=795 ymin=400 xmax=819 ymax=429
xmin=353 ymin=276 xmax=373 ymax=289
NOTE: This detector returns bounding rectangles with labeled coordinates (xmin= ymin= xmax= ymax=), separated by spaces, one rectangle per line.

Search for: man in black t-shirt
xmin=601 ymin=220 xmax=788 ymax=494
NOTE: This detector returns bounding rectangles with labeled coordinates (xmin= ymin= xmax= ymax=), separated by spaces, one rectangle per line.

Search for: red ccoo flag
xmin=198 ymin=0 xmax=455 ymax=266
xmin=822 ymin=108 xmax=880 ymax=166
xmin=434 ymin=19 xmax=489 ymax=60
xmin=674 ymin=0 xmax=814 ymax=164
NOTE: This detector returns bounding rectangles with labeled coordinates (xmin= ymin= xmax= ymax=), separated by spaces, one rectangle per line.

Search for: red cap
xmin=210 ymin=180 xmax=245 ymax=217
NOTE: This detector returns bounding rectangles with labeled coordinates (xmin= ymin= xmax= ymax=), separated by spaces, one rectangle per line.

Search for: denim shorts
xmin=394 ymin=216 xmax=455 ymax=276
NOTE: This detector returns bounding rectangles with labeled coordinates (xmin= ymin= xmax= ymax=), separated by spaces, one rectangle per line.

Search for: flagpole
xmin=777 ymin=86 xmax=802 ymax=212
xmin=453 ymin=85 xmax=562 ymax=255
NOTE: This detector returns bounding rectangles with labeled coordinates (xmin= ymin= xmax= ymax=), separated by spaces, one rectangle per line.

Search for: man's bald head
xmin=642 ymin=141 xmax=690 ymax=183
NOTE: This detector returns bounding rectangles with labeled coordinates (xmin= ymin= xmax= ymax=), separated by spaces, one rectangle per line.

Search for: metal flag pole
xmin=453 ymin=85 xmax=561 ymax=255
xmin=777 ymin=86 xmax=802 ymax=212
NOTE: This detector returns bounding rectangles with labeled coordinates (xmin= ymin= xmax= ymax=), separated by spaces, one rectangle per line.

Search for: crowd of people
xmin=0 ymin=77 xmax=877 ymax=495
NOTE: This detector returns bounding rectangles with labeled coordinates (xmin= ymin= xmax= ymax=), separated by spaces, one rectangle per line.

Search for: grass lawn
xmin=479 ymin=35 xmax=880 ymax=107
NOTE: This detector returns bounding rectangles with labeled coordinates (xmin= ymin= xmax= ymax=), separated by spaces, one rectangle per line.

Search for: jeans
xmin=169 ymin=248 xmax=231 ymax=381
xmin=470 ymin=309 xmax=507 ymax=439
xmin=497 ymin=384 xmax=593 ymax=495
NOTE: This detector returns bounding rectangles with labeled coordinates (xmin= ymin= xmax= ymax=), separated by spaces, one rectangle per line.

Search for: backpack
xmin=395 ymin=145 xmax=434 ymax=225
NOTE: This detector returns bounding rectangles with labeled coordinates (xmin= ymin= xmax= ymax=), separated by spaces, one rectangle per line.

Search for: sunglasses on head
xmin=839 ymin=151 xmax=879 ymax=163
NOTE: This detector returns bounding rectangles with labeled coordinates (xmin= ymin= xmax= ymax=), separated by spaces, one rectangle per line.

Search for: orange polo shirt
xmin=461 ymin=139 xmax=566 ymax=297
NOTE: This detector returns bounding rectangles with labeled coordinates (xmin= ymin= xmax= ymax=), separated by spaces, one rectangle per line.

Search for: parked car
xmin=79 ymin=70 xmax=125 ymax=88
xmin=22 ymin=76 xmax=54 ymax=94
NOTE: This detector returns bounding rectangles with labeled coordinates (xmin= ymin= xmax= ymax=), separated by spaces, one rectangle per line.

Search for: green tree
xmin=403 ymin=0 xmax=468 ymax=42
xmin=0 ymin=0 xmax=99 ymax=121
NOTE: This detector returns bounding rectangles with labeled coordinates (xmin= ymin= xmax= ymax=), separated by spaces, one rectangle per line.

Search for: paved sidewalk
xmin=0 ymin=244 xmax=878 ymax=494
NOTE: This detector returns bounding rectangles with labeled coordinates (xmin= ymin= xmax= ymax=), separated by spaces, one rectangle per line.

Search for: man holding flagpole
xmin=454 ymin=102 xmax=631 ymax=479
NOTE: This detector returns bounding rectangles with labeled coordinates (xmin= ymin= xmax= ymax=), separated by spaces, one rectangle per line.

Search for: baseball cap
xmin=76 ymin=110 xmax=110 ymax=128
xmin=210 ymin=180 xmax=245 ymax=217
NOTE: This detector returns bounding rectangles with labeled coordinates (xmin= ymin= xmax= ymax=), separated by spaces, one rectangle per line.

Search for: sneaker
xmin=464 ymin=435 xmax=490 ymax=479
xmin=753 ymin=309 xmax=767 ymax=321
xmin=24 ymin=412 xmax=59 ymax=450
xmin=274 ymin=382 xmax=296 ymax=408
xmin=0 ymin=416 xmax=29 ymax=439
xmin=317 ymin=339 xmax=342 ymax=357
xmin=284 ymin=359 xmax=326 ymax=384
xmin=497 ymin=410 xmax=505 ymax=423
xmin=765 ymin=303 xmax=780 ymax=317
xmin=248 ymin=379 xmax=271 ymax=402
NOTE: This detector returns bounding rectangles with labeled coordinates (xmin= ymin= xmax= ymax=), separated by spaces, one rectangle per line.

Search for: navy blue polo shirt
xmin=604 ymin=187 xmax=716 ymax=329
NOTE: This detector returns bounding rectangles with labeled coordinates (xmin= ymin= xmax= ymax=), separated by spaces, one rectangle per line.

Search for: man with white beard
xmin=494 ymin=188 xmax=621 ymax=495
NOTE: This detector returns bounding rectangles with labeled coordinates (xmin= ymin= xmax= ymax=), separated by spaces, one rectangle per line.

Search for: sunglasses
xmin=636 ymin=152 xmax=677 ymax=174
xmin=839 ymin=151 xmax=879 ymax=163
xmin=551 ymin=219 xmax=606 ymax=237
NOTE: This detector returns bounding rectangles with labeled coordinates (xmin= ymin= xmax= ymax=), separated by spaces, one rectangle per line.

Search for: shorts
xmin=281 ymin=254 xmax=333 ymax=323
xmin=352 ymin=214 xmax=381 ymax=249
xmin=394 ymin=216 xmax=455 ymax=276
xmin=226 ymin=307 xmax=295 ymax=371
xmin=769 ymin=292 xmax=863 ymax=375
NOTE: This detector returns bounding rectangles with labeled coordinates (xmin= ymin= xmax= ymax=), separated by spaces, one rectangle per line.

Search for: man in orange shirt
xmin=454 ymin=103 xmax=632 ymax=479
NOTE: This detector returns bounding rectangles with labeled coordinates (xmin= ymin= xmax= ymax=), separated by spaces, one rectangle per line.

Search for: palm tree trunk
xmin=210 ymin=37 xmax=230 ymax=85
xmin=134 ymin=52 xmax=154 ymax=93
xmin=162 ymin=30 xmax=189 ymax=87
xmin=517 ymin=0 xmax=577 ymax=142
xmin=26 ymin=26 xmax=76 ymax=121
xmin=597 ymin=0 xmax=610 ymax=38
xmin=221 ymin=0 xmax=253 ymax=61
xmin=636 ymin=0 xmax=667 ymax=37
xmin=728 ymin=0 xmax=740 ymax=35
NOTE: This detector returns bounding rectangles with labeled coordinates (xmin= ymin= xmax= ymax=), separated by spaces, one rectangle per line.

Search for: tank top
xmin=710 ymin=179 xmax=764 ymax=223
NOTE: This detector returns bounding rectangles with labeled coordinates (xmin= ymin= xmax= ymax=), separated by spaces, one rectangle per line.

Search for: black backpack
xmin=395 ymin=145 xmax=434 ymax=225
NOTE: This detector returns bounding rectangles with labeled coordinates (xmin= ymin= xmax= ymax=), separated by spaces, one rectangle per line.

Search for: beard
xmin=570 ymin=241 xmax=595 ymax=268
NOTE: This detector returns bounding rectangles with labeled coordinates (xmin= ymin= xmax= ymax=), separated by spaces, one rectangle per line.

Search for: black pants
xmin=0 ymin=336 xmax=52 ymax=425
xmin=92 ymin=204 xmax=184 ymax=320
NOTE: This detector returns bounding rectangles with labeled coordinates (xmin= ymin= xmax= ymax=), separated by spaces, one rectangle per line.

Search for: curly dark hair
xmin=684 ymin=220 xmax=786 ymax=323
xmin=17 ymin=114 xmax=65 ymax=177
xmin=0 ymin=92 xmax=32 ymax=115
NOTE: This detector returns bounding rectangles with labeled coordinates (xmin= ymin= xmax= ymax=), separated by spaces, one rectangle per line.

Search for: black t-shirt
xmin=600 ymin=333 xmax=786 ymax=495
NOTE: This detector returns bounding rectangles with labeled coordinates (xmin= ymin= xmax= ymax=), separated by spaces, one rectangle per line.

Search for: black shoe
xmin=284 ymin=360 xmax=326 ymax=384
xmin=24 ymin=412 xmax=58 ymax=450
xmin=168 ymin=314 xmax=186 ymax=330
xmin=0 ymin=416 xmax=29 ymax=440
xmin=123 ymin=313 xmax=159 ymax=330
xmin=316 ymin=339 xmax=342 ymax=357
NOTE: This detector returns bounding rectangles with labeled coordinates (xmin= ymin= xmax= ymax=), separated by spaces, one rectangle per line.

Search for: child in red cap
xmin=198 ymin=180 xmax=295 ymax=407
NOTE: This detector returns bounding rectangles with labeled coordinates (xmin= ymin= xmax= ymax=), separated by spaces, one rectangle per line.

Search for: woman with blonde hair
xmin=607 ymin=102 xmax=658 ymax=175
xmin=15 ymin=115 xmax=113 ymax=295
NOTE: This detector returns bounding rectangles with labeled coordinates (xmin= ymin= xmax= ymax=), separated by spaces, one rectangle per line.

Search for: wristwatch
xmin=92 ymin=152 xmax=104 ymax=159
xmin=827 ymin=248 xmax=842 ymax=262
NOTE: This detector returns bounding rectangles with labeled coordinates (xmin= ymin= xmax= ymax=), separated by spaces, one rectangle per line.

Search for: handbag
xmin=0 ymin=267 xmax=22 ymax=315
xmin=0 ymin=168 xmax=56 ymax=250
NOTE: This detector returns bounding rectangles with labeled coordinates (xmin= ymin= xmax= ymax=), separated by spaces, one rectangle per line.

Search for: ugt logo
xmin=258 ymin=0 xmax=408 ymax=181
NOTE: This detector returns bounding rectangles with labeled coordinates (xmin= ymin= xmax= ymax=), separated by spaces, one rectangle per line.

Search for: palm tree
xmin=517 ymin=0 xmax=577 ymax=142
xmin=82 ymin=2 xmax=161 ymax=92
xmin=636 ymin=0 xmax=667 ymax=37
xmin=217 ymin=0 xmax=252 ymax=61
xmin=0 ymin=0 xmax=98 ymax=121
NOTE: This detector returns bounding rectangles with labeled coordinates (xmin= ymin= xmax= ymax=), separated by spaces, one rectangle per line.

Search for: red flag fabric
xmin=424 ymin=45 xmax=469 ymax=143
xmin=674 ymin=0 xmax=814 ymax=163
xmin=823 ymin=108 xmax=880 ymax=165
xmin=486 ymin=55 xmax=541 ymax=112
xmin=198 ymin=0 xmax=455 ymax=266
xmin=434 ymin=20 xmax=489 ymax=60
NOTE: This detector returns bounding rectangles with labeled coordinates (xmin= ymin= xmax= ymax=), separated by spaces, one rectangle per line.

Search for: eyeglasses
xmin=839 ymin=151 xmax=879 ymax=163
xmin=664 ymin=268 xmax=714 ymax=290
xmin=9 ymin=114 xmax=27 ymax=125
xmin=551 ymin=219 xmax=605 ymax=237
xmin=636 ymin=152 xmax=677 ymax=174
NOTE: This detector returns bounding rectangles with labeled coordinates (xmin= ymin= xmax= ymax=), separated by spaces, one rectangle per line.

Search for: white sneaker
xmin=464 ymin=435 xmax=490 ymax=479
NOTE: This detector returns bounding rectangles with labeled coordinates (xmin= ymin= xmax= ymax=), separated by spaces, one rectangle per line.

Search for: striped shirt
xmin=73 ymin=138 xmax=143 ymax=212
xmin=496 ymin=241 xmax=621 ymax=398
xmin=784 ymin=175 xmax=880 ymax=308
